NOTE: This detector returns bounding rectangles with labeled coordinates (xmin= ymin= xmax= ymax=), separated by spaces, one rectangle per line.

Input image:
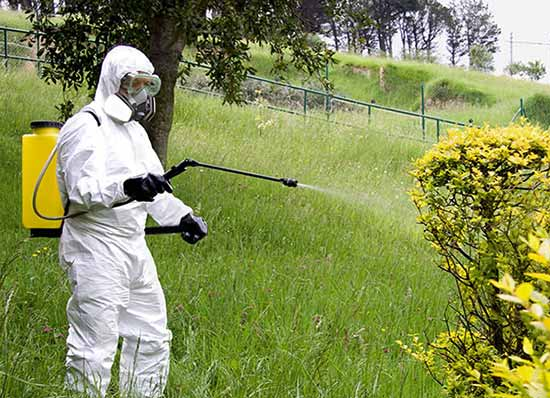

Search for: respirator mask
xmin=104 ymin=72 xmax=161 ymax=123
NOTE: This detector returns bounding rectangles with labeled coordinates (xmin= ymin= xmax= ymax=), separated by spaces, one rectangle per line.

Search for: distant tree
xmin=321 ymin=0 xmax=377 ymax=55
xmin=368 ymin=0 xmax=418 ymax=56
xmin=354 ymin=19 xmax=379 ymax=54
xmin=505 ymin=61 xmax=526 ymax=77
xmin=322 ymin=0 xmax=345 ymax=51
xmin=504 ymin=60 xmax=546 ymax=81
xmin=524 ymin=60 xmax=546 ymax=81
xmin=298 ymin=0 xmax=327 ymax=33
xmin=397 ymin=0 xmax=448 ymax=61
xmin=459 ymin=0 xmax=500 ymax=68
xmin=397 ymin=3 xmax=422 ymax=57
xmin=445 ymin=1 xmax=466 ymax=66
xmin=469 ymin=44 xmax=494 ymax=72
xmin=5 ymin=0 xmax=33 ymax=10
xmin=418 ymin=0 xmax=449 ymax=57
xmin=32 ymin=0 xmax=334 ymax=164
xmin=342 ymin=0 xmax=373 ymax=54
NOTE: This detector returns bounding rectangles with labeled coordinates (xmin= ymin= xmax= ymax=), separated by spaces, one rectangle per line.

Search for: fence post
xmin=421 ymin=83 xmax=426 ymax=140
xmin=303 ymin=90 xmax=307 ymax=115
xmin=368 ymin=104 xmax=371 ymax=124
xmin=520 ymin=97 xmax=525 ymax=117
xmin=35 ymin=31 xmax=41 ymax=75
xmin=3 ymin=28 xmax=8 ymax=68
xmin=436 ymin=119 xmax=440 ymax=142
xmin=324 ymin=62 xmax=331 ymax=119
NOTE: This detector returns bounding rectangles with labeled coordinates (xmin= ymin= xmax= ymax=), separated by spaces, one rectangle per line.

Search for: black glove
xmin=180 ymin=213 xmax=208 ymax=244
xmin=123 ymin=173 xmax=173 ymax=202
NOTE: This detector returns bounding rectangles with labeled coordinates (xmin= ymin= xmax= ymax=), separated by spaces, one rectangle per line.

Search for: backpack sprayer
xmin=22 ymin=121 xmax=299 ymax=238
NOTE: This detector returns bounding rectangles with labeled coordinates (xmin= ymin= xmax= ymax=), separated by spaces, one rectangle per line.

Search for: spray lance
xmin=164 ymin=159 xmax=298 ymax=187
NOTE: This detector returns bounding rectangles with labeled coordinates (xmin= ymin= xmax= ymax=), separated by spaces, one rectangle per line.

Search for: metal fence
xmin=1 ymin=26 xmax=43 ymax=64
xmin=1 ymin=25 xmax=495 ymax=142
xmin=180 ymin=59 xmax=472 ymax=142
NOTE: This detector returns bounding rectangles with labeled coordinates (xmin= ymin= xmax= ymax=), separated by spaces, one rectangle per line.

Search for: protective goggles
xmin=121 ymin=72 xmax=161 ymax=97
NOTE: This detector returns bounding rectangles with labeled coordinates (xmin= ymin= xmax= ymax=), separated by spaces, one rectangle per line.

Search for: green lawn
xmin=0 ymin=68 xmax=450 ymax=397
xmin=0 ymin=9 xmax=31 ymax=29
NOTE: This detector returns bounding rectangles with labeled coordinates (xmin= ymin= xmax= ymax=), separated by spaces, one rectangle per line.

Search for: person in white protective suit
xmin=56 ymin=45 xmax=207 ymax=398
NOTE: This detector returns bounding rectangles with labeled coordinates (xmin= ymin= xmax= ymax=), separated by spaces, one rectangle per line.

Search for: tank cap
xmin=30 ymin=120 xmax=63 ymax=129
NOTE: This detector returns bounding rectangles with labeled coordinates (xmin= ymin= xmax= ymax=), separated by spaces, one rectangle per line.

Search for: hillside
xmin=248 ymin=47 xmax=550 ymax=126
xmin=3 ymin=8 xmax=550 ymax=131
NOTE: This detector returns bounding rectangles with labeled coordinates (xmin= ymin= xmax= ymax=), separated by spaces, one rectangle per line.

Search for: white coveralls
xmin=56 ymin=46 xmax=191 ymax=397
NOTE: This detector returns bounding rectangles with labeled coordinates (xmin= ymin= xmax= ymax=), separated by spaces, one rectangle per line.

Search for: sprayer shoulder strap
xmin=60 ymin=108 xmax=101 ymax=229
xmin=82 ymin=109 xmax=101 ymax=127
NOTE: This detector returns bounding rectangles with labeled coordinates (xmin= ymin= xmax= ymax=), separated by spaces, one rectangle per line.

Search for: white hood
xmin=94 ymin=45 xmax=155 ymax=105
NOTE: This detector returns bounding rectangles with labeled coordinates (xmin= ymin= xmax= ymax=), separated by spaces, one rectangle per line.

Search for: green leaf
xmin=523 ymin=337 xmax=534 ymax=356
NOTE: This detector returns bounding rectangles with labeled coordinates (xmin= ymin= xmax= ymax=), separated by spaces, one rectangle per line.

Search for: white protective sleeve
xmin=57 ymin=114 xmax=128 ymax=210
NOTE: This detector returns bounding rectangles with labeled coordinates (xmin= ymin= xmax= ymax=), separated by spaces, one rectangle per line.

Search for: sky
xmin=439 ymin=0 xmax=550 ymax=82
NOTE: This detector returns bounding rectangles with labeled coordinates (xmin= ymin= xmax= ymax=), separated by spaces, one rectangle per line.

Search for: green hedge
xmin=425 ymin=78 xmax=495 ymax=107
xmin=524 ymin=93 xmax=550 ymax=128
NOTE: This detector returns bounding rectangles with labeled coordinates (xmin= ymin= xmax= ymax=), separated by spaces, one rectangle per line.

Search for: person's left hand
xmin=180 ymin=213 xmax=208 ymax=244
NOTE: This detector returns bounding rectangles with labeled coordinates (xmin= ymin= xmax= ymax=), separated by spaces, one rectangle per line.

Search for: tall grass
xmin=0 ymin=67 xmax=452 ymax=397
xmin=0 ymin=9 xmax=31 ymax=29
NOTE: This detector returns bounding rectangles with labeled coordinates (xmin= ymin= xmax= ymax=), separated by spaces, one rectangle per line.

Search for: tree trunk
xmin=330 ymin=18 xmax=339 ymax=51
xmin=377 ymin=29 xmax=386 ymax=54
xmin=145 ymin=15 xmax=186 ymax=166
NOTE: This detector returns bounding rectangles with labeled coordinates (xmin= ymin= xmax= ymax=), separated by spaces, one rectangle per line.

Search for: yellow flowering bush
xmin=490 ymin=232 xmax=550 ymax=398
xmin=409 ymin=122 xmax=550 ymax=396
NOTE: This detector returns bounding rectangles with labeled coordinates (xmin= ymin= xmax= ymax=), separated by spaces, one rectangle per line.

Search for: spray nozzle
xmin=281 ymin=178 xmax=298 ymax=187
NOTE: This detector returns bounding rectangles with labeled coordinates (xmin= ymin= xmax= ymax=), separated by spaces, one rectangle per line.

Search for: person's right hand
xmin=123 ymin=173 xmax=173 ymax=202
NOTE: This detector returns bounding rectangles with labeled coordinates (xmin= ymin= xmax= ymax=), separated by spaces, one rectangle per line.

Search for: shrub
xmin=506 ymin=61 xmax=547 ymax=81
xmin=490 ymin=231 xmax=550 ymax=397
xmin=425 ymin=78 xmax=495 ymax=107
xmin=180 ymin=72 xmax=327 ymax=111
xmin=524 ymin=94 xmax=550 ymax=129
xmin=406 ymin=122 xmax=550 ymax=397
xmin=469 ymin=44 xmax=495 ymax=72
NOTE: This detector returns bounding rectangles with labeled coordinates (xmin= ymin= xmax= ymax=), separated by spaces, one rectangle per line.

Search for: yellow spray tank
xmin=22 ymin=121 xmax=64 ymax=234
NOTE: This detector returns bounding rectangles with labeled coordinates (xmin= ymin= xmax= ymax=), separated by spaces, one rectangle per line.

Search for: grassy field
xmin=0 ymin=67 xmax=452 ymax=397
xmin=0 ymin=9 xmax=31 ymax=29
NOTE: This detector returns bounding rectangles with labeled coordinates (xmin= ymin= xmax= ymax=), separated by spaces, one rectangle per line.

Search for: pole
xmin=510 ymin=32 xmax=513 ymax=70
xmin=166 ymin=159 xmax=297 ymax=186
xmin=421 ymin=83 xmax=426 ymax=140
xmin=324 ymin=62 xmax=331 ymax=118
xmin=368 ymin=104 xmax=371 ymax=124
xmin=36 ymin=32 xmax=40 ymax=75
xmin=520 ymin=98 xmax=525 ymax=117
xmin=3 ymin=28 xmax=8 ymax=68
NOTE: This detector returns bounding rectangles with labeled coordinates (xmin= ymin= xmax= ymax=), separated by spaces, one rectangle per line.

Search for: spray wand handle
xmin=164 ymin=158 xmax=199 ymax=181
